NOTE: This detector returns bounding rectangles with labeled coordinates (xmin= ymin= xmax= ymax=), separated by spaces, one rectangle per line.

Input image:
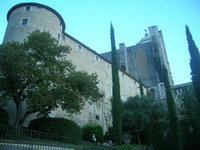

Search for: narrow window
xmin=26 ymin=6 xmax=31 ymax=11
xmin=22 ymin=19 xmax=28 ymax=25
xmin=62 ymin=35 xmax=65 ymax=41
xmin=95 ymin=115 xmax=100 ymax=120
xmin=60 ymin=21 xmax=62 ymax=27
xmin=95 ymin=56 xmax=99 ymax=61
xmin=78 ymin=45 xmax=82 ymax=50
xmin=58 ymin=33 xmax=60 ymax=40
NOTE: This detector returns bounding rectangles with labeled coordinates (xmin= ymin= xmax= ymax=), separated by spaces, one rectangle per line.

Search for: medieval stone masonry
xmin=3 ymin=2 xmax=174 ymax=132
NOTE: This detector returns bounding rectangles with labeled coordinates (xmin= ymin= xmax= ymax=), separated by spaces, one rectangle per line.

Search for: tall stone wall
xmin=54 ymin=33 xmax=143 ymax=132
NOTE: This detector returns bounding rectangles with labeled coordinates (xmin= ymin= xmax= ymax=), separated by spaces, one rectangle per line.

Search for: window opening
xmin=78 ymin=45 xmax=82 ymax=50
xmin=22 ymin=19 xmax=28 ymax=25
xmin=58 ymin=33 xmax=60 ymax=40
xmin=95 ymin=56 xmax=99 ymax=61
xmin=26 ymin=6 xmax=30 ymax=11
xmin=96 ymin=115 xmax=100 ymax=120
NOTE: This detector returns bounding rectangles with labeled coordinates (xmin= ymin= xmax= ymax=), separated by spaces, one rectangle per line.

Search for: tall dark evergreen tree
xmin=163 ymin=66 xmax=182 ymax=150
xmin=110 ymin=23 xmax=122 ymax=145
xmin=185 ymin=25 xmax=200 ymax=104
xmin=139 ymin=78 xmax=144 ymax=96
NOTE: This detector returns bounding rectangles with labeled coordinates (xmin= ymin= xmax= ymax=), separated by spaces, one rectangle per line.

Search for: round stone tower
xmin=3 ymin=2 xmax=65 ymax=43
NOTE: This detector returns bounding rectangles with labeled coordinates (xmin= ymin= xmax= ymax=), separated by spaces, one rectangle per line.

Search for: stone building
xmin=101 ymin=26 xmax=174 ymax=101
xmin=2 ymin=2 xmax=148 ymax=132
xmin=171 ymin=82 xmax=193 ymax=106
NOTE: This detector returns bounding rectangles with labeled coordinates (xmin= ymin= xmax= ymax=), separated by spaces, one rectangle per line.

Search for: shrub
xmin=82 ymin=123 xmax=103 ymax=143
xmin=151 ymin=121 xmax=170 ymax=150
xmin=28 ymin=117 xmax=82 ymax=140
xmin=180 ymin=118 xmax=200 ymax=150
xmin=0 ymin=107 xmax=9 ymax=125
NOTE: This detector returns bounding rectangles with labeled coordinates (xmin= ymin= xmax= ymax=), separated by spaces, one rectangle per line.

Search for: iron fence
xmin=0 ymin=125 xmax=116 ymax=150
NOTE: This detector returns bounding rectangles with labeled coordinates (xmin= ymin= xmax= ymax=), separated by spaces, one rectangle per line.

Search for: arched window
xmin=135 ymin=48 xmax=148 ymax=79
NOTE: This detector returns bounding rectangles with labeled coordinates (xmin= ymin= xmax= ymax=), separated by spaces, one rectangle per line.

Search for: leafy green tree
xmin=185 ymin=26 xmax=200 ymax=105
xmin=110 ymin=23 xmax=122 ymax=145
xmin=0 ymin=31 xmax=100 ymax=129
xmin=163 ymin=66 xmax=182 ymax=150
xmin=178 ymin=85 xmax=200 ymax=150
xmin=178 ymin=85 xmax=200 ymax=119
xmin=122 ymin=95 xmax=165 ymax=144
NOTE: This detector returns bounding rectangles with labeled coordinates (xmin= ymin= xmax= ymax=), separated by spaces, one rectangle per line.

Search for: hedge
xmin=0 ymin=107 xmax=9 ymax=125
xmin=28 ymin=117 xmax=82 ymax=140
xmin=82 ymin=123 xmax=103 ymax=143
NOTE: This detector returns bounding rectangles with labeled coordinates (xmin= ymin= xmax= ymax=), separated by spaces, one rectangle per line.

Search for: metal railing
xmin=0 ymin=125 xmax=116 ymax=150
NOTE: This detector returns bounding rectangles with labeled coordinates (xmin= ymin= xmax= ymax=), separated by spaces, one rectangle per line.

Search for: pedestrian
xmin=92 ymin=134 xmax=96 ymax=143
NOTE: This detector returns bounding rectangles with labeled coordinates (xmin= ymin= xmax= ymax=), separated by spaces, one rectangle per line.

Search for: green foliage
xmin=122 ymin=95 xmax=165 ymax=145
xmin=0 ymin=31 xmax=100 ymax=128
xmin=123 ymin=95 xmax=151 ymax=131
xmin=0 ymin=107 xmax=9 ymax=125
xmin=178 ymin=85 xmax=200 ymax=150
xmin=185 ymin=26 xmax=200 ymax=105
xmin=82 ymin=123 xmax=103 ymax=143
xmin=180 ymin=118 xmax=200 ymax=150
xmin=110 ymin=24 xmax=122 ymax=145
xmin=123 ymin=95 xmax=165 ymax=132
xmin=163 ymin=66 xmax=182 ymax=150
xmin=28 ymin=117 xmax=82 ymax=140
xmin=150 ymin=121 xmax=170 ymax=150
xmin=178 ymin=85 xmax=200 ymax=119
xmin=104 ymin=126 xmax=115 ymax=142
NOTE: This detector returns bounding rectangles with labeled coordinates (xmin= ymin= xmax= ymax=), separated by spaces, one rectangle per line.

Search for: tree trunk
xmin=18 ymin=110 xmax=36 ymax=129
xmin=14 ymin=99 xmax=22 ymax=129
xmin=137 ymin=132 xmax=141 ymax=144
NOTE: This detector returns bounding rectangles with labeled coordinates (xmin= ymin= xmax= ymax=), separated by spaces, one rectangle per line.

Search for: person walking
xmin=92 ymin=134 xmax=96 ymax=143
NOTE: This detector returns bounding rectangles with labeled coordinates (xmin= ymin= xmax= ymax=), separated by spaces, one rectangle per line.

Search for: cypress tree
xmin=185 ymin=25 xmax=200 ymax=104
xmin=139 ymin=78 xmax=144 ymax=96
xmin=163 ymin=65 xmax=182 ymax=150
xmin=110 ymin=23 xmax=122 ymax=145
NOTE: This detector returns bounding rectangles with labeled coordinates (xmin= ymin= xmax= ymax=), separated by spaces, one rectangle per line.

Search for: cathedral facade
xmin=101 ymin=26 xmax=174 ymax=101
xmin=2 ymin=2 xmax=173 ymax=132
